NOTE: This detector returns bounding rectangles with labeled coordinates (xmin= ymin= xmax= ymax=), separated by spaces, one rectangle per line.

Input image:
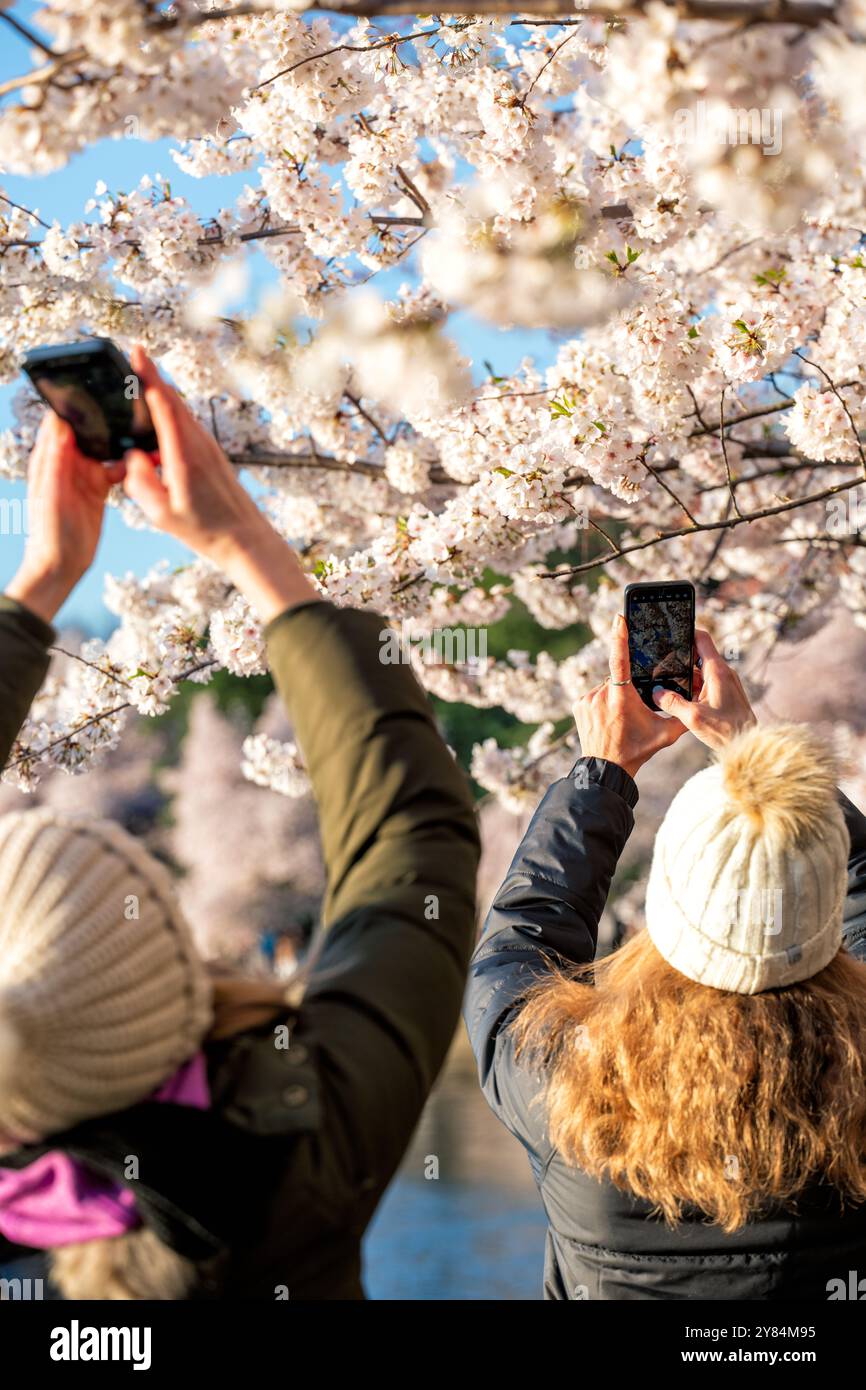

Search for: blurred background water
xmin=365 ymin=1043 xmax=547 ymax=1301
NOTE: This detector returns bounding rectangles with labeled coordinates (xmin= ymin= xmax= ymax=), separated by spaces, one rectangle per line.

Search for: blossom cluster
xmin=2 ymin=1 xmax=866 ymax=806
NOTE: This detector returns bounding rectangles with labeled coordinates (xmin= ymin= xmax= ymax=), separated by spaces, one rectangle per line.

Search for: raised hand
xmin=572 ymin=613 xmax=689 ymax=779
xmin=651 ymin=629 xmax=756 ymax=750
xmin=5 ymin=411 xmax=125 ymax=623
xmin=122 ymin=347 xmax=319 ymax=623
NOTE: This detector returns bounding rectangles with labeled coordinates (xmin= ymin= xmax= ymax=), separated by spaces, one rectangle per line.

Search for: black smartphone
xmin=21 ymin=338 xmax=157 ymax=462
xmin=624 ymin=580 xmax=696 ymax=711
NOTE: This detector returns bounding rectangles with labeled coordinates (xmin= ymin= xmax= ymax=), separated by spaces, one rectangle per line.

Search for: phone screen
xmin=625 ymin=583 xmax=695 ymax=710
xmin=25 ymin=347 xmax=155 ymax=462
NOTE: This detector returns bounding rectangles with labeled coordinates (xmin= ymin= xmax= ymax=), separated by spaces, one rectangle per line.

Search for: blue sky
xmin=0 ymin=5 xmax=558 ymax=631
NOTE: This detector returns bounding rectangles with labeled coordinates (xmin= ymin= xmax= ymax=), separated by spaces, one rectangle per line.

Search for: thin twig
xmin=793 ymin=347 xmax=866 ymax=477
xmin=0 ymin=11 xmax=58 ymax=59
xmin=639 ymin=454 xmax=699 ymax=525
xmin=551 ymin=471 xmax=866 ymax=580
xmin=719 ymin=386 xmax=743 ymax=518
xmin=49 ymin=647 xmax=133 ymax=688
xmin=5 ymin=658 xmax=216 ymax=772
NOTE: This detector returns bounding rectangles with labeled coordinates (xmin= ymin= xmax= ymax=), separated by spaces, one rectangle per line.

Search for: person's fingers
xmin=123 ymin=449 xmax=171 ymax=526
xmin=130 ymin=346 xmax=185 ymax=464
xmin=27 ymin=413 xmax=53 ymax=486
xmin=51 ymin=413 xmax=78 ymax=452
xmin=102 ymin=460 xmax=128 ymax=487
xmin=609 ymin=612 xmax=631 ymax=683
xmin=652 ymin=685 xmax=699 ymax=728
xmin=694 ymin=629 xmax=724 ymax=666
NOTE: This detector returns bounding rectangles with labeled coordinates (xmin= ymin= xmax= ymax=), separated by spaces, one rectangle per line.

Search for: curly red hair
xmin=513 ymin=931 xmax=866 ymax=1232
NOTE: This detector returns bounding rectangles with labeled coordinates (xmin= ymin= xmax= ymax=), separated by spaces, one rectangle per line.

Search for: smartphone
xmin=624 ymin=580 xmax=696 ymax=712
xmin=21 ymin=338 xmax=157 ymax=462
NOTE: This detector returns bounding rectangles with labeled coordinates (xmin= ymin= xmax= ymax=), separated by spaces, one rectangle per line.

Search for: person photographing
xmin=0 ymin=348 xmax=480 ymax=1300
xmin=466 ymin=613 xmax=866 ymax=1300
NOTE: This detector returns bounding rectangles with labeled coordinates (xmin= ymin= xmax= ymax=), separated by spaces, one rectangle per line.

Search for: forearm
xmin=465 ymin=755 xmax=636 ymax=1071
xmin=211 ymin=522 xmax=322 ymax=625
xmin=479 ymin=756 xmax=637 ymax=960
xmin=265 ymin=602 xmax=479 ymax=927
xmin=0 ymin=596 xmax=56 ymax=768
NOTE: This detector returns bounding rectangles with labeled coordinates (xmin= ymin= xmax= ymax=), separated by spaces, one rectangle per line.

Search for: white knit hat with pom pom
xmin=645 ymin=723 xmax=850 ymax=994
xmin=0 ymin=809 xmax=212 ymax=1152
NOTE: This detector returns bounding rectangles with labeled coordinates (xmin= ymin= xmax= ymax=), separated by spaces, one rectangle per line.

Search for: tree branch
xmin=553 ymin=471 xmax=866 ymax=579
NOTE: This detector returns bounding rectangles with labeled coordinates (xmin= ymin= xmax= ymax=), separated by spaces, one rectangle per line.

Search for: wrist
xmin=206 ymin=512 xmax=275 ymax=572
xmin=580 ymin=747 xmax=641 ymax=780
xmin=5 ymin=561 xmax=74 ymax=624
xmin=214 ymin=520 xmax=320 ymax=624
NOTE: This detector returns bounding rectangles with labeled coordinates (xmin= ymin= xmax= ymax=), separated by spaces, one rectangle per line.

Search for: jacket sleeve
xmin=263 ymin=601 xmax=480 ymax=1219
xmin=464 ymin=756 xmax=637 ymax=1157
xmin=0 ymin=596 xmax=55 ymax=771
xmin=839 ymin=790 xmax=866 ymax=963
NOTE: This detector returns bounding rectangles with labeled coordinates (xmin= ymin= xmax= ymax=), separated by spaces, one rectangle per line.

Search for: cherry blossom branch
xmin=291 ymin=0 xmax=837 ymax=21
xmin=229 ymin=449 xmax=453 ymax=486
xmin=0 ymin=214 xmax=426 ymax=254
xmin=553 ymin=472 xmax=866 ymax=579
xmin=4 ymin=658 xmax=216 ymax=772
xmin=49 ymin=646 xmax=133 ymax=688
xmin=0 ymin=10 xmax=58 ymax=59
xmin=639 ymin=453 xmax=699 ymax=525
xmin=792 ymin=348 xmax=866 ymax=477
xmin=718 ymin=386 xmax=744 ymax=519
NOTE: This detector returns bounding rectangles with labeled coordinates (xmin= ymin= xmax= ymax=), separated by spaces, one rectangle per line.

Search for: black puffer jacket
xmin=464 ymin=755 xmax=866 ymax=1301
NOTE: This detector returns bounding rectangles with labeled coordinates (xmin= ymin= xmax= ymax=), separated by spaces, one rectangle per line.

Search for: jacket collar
xmin=0 ymin=1018 xmax=317 ymax=1262
xmin=0 ymin=1101 xmax=257 ymax=1261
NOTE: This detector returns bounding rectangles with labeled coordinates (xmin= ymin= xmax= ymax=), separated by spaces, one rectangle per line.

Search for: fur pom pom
xmin=718 ymin=722 xmax=838 ymax=844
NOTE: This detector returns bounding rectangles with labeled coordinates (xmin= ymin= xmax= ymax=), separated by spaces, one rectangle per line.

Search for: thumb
xmin=652 ymin=685 xmax=694 ymax=725
xmin=123 ymin=449 xmax=170 ymax=527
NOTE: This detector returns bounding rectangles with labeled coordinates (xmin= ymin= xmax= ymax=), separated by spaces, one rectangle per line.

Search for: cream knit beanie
xmin=644 ymin=723 xmax=850 ymax=994
xmin=0 ymin=809 xmax=212 ymax=1150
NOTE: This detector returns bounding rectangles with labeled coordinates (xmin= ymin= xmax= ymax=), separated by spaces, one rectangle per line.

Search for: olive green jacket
xmin=0 ymin=596 xmax=480 ymax=1299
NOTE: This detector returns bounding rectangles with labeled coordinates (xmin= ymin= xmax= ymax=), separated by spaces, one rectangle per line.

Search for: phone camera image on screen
xmin=625 ymin=583 xmax=695 ymax=710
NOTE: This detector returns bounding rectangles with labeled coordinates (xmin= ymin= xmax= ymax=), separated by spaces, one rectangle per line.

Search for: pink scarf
xmin=0 ymin=1052 xmax=209 ymax=1249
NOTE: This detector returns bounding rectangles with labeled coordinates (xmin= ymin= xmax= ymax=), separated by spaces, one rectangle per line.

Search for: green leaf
xmin=549 ymin=392 xmax=575 ymax=418
xmin=493 ymin=466 xmax=514 ymax=477
xmin=754 ymin=266 xmax=786 ymax=287
xmin=687 ymin=325 xmax=699 ymax=339
xmin=605 ymin=250 xmax=620 ymax=265
xmin=626 ymin=245 xmax=641 ymax=264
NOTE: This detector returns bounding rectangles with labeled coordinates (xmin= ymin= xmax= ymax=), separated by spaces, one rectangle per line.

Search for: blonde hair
xmin=51 ymin=1227 xmax=200 ymax=1300
xmin=513 ymin=930 xmax=866 ymax=1233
